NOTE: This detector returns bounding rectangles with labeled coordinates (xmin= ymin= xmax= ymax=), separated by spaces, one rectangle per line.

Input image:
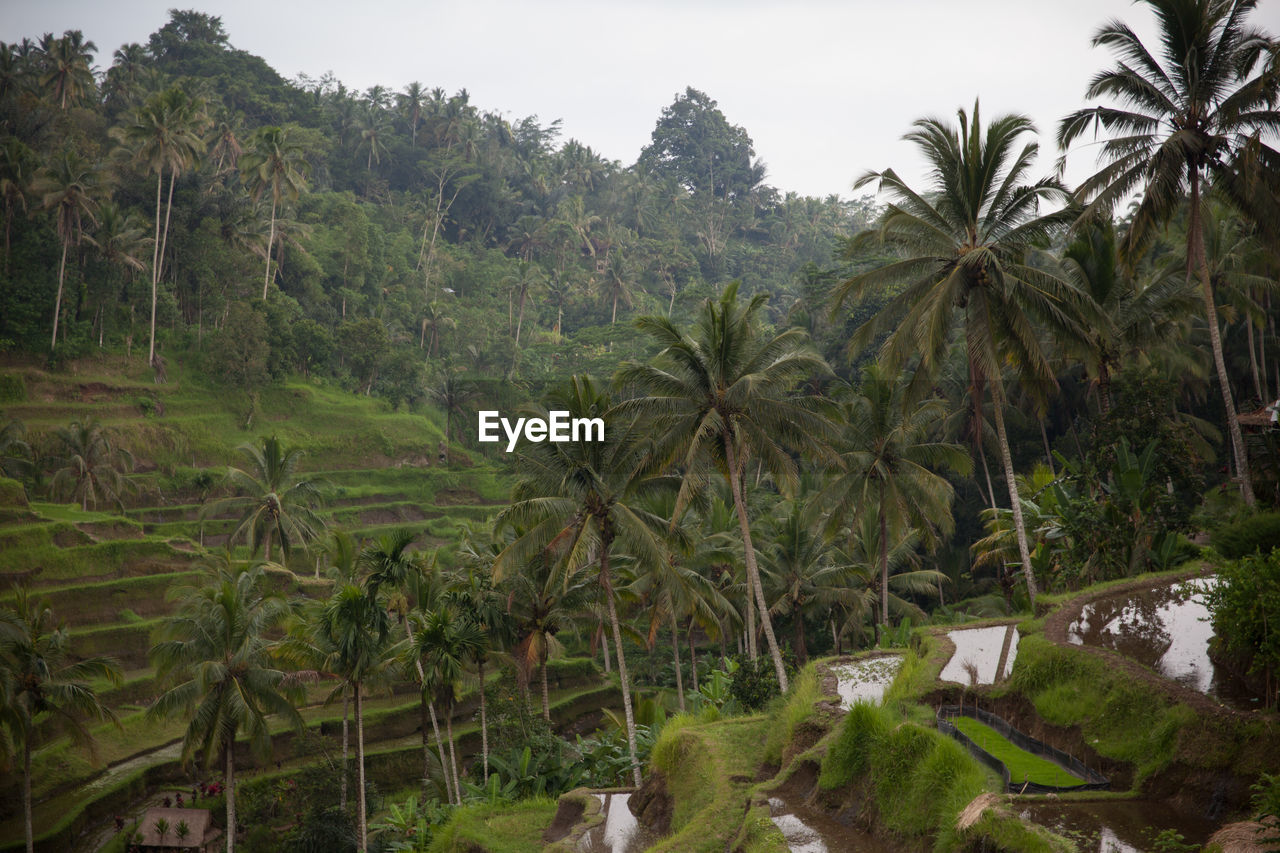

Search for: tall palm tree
xmin=149 ymin=562 xmax=304 ymax=853
xmin=1059 ymin=0 xmax=1280 ymax=506
xmin=0 ymin=588 xmax=121 ymax=853
xmin=85 ymin=201 xmax=148 ymax=347
xmin=820 ymin=365 xmax=970 ymax=629
xmin=497 ymin=375 xmax=676 ymax=785
xmin=113 ymin=86 xmax=207 ymax=368
xmin=49 ymin=418 xmax=135 ymax=511
xmin=319 ymin=584 xmax=393 ymax=852
xmin=411 ymin=607 xmax=484 ymax=805
xmin=619 ymin=281 xmax=832 ymax=692
xmin=400 ymin=81 xmax=426 ymax=146
xmin=833 ymin=102 xmax=1084 ymax=610
xmin=37 ymin=31 xmax=96 ymax=110
xmin=35 ymin=150 xmax=102 ymax=350
xmin=0 ymin=138 xmax=36 ymax=274
xmin=241 ymin=125 xmax=309 ymax=299
xmin=201 ymin=436 xmax=324 ymax=563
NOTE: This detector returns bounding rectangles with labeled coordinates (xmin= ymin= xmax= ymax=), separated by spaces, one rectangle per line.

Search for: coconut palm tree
xmin=497 ymin=374 xmax=677 ymax=785
xmin=833 ymin=102 xmax=1085 ymax=610
xmin=149 ymin=562 xmax=304 ymax=853
xmin=35 ymin=150 xmax=102 ymax=350
xmin=400 ymin=81 xmax=426 ymax=146
xmin=241 ymin=125 xmax=309 ymax=299
xmin=200 ymin=436 xmax=324 ymax=563
xmin=49 ymin=418 xmax=134 ymax=511
xmin=112 ymin=86 xmax=207 ymax=368
xmin=319 ymin=584 xmax=394 ymax=852
xmin=0 ymin=416 xmax=32 ymax=481
xmin=0 ymin=588 xmax=121 ymax=853
xmin=0 ymin=137 xmax=36 ymax=274
xmin=1058 ymin=0 xmax=1280 ymax=506
xmin=37 ymin=31 xmax=96 ymax=110
xmin=820 ymin=364 xmax=971 ymax=629
xmin=618 ymin=281 xmax=833 ymax=691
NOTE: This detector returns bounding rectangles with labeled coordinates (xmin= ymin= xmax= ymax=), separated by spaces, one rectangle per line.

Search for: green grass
xmin=426 ymin=797 xmax=558 ymax=853
xmin=762 ymin=662 xmax=823 ymax=764
xmin=949 ymin=716 xmax=1084 ymax=787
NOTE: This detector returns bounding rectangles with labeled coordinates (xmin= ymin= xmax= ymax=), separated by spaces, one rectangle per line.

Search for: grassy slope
xmin=0 ymin=359 xmax=523 ymax=848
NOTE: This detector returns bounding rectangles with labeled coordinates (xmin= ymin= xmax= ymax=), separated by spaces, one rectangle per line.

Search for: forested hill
xmin=0 ymin=9 xmax=878 ymax=406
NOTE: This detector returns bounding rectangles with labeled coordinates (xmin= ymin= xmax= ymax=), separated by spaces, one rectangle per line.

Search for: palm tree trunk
xmin=879 ymin=486 xmax=889 ymax=629
xmin=355 ymin=680 xmax=367 ymax=853
xmin=515 ymin=288 xmax=527 ymax=347
xmin=262 ymin=197 xmax=277 ymax=300
xmin=540 ymin=659 xmax=550 ymax=722
xmin=51 ymin=241 xmax=68 ymax=351
xmin=149 ymin=170 xmax=162 ymax=365
xmin=600 ymin=623 xmax=611 ymax=674
xmin=670 ymin=610 xmax=685 ymax=712
xmin=601 ymin=541 xmax=641 ymax=787
xmin=1190 ymin=171 xmax=1255 ymax=506
xmin=225 ymin=734 xmax=236 ymax=853
xmin=793 ymin=605 xmax=807 ymax=663
xmin=157 ymin=171 xmax=176 ymax=294
xmin=341 ymin=688 xmax=349 ymax=813
xmin=725 ymin=438 xmax=789 ymax=693
xmin=1247 ymin=313 xmax=1264 ymax=402
xmin=688 ymin=619 xmax=698 ymax=694
xmin=23 ymin=739 xmax=32 ymax=853
xmin=429 ymin=700 xmax=454 ymax=805
xmin=445 ymin=704 xmax=461 ymax=804
xmin=479 ymin=656 xmax=489 ymax=784
xmin=991 ymin=384 xmax=1038 ymax=608
xmin=743 ymin=573 xmax=756 ymax=660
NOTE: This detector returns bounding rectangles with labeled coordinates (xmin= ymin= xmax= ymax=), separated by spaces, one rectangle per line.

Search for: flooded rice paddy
xmin=939 ymin=625 xmax=1019 ymax=685
xmin=1065 ymin=576 xmax=1259 ymax=708
xmin=1017 ymin=799 xmax=1217 ymax=852
xmin=576 ymin=792 xmax=657 ymax=853
xmin=832 ymin=655 xmax=901 ymax=708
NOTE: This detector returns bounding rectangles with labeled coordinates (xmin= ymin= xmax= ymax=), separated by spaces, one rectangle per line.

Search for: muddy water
xmin=832 ymin=656 xmax=901 ymax=708
xmin=1018 ymin=799 xmax=1217 ymax=852
xmin=940 ymin=625 xmax=1019 ymax=685
xmin=1065 ymin=576 xmax=1259 ymax=708
xmin=576 ymin=793 xmax=658 ymax=853
xmin=767 ymin=796 xmax=897 ymax=853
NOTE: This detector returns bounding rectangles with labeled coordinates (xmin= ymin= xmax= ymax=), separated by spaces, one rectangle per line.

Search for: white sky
xmin=6 ymin=0 xmax=1277 ymax=199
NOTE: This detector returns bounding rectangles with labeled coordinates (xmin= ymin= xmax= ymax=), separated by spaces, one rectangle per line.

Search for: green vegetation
xmin=1 ymin=2 xmax=1279 ymax=851
xmin=948 ymin=716 xmax=1083 ymax=788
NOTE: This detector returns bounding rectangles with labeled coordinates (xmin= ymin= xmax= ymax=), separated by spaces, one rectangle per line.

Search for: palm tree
xmin=833 ymin=103 xmax=1084 ymax=610
xmin=1059 ymin=220 xmax=1199 ymax=413
xmin=358 ymin=529 xmax=456 ymax=803
xmin=319 ymin=584 xmax=393 ymax=852
xmin=35 ymin=150 xmax=102 ymax=350
xmin=37 ymin=31 xmax=96 ymax=110
xmin=200 ymin=436 xmax=324 ymax=563
xmin=1 ymin=416 xmax=32 ymax=481
xmin=1059 ymin=0 xmax=1280 ymax=506
xmin=497 ymin=375 xmax=676 ymax=785
xmin=411 ymin=607 xmax=484 ymax=805
xmin=758 ymin=493 xmax=857 ymax=663
xmin=0 ymin=588 xmax=121 ymax=853
xmin=148 ymin=562 xmax=303 ymax=853
xmin=400 ymin=82 xmax=426 ymax=146
xmin=241 ymin=125 xmax=309 ymax=299
xmin=820 ymin=365 xmax=970 ymax=629
xmin=113 ymin=86 xmax=207 ymax=369
xmin=618 ymin=281 xmax=832 ymax=692
xmin=502 ymin=261 xmax=545 ymax=350
xmin=0 ymin=138 xmax=36 ymax=274
xmin=85 ymin=201 xmax=148 ymax=347
xmin=49 ymin=418 xmax=134 ymax=511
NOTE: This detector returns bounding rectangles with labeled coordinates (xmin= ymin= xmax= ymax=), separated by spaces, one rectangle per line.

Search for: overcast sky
xmin=7 ymin=1 xmax=1273 ymax=200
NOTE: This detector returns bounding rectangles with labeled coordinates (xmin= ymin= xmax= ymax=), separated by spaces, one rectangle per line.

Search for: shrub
xmin=1207 ymin=551 xmax=1280 ymax=708
xmin=729 ymin=655 xmax=784 ymax=710
xmin=1212 ymin=512 xmax=1280 ymax=560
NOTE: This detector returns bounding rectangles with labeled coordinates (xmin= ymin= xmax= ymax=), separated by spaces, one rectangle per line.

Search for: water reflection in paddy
xmin=940 ymin=625 xmax=1019 ymax=685
xmin=1065 ymin=576 xmax=1258 ymax=708
xmin=576 ymin=793 xmax=657 ymax=853
xmin=1018 ymin=799 xmax=1217 ymax=853
xmin=832 ymin=655 xmax=901 ymax=708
